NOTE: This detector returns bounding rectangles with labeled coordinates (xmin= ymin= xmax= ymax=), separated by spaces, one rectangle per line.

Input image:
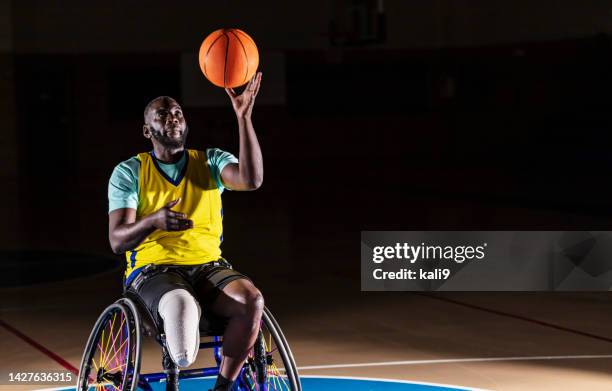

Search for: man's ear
xmin=143 ymin=124 xmax=152 ymax=139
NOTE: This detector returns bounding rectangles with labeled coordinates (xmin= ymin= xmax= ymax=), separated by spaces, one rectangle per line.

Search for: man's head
xmin=143 ymin=96 xmax=188 ymax=149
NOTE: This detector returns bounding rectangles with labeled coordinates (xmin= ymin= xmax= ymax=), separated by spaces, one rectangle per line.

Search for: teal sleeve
xmin=206 ymin=148 xmax=239 ymax=193
xmin=108 ymin=157 xmax=140 ymax=213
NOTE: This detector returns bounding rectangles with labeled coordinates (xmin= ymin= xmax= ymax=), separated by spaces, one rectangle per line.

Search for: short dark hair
xmin=143 ymin=96 xmax=178 ymax=123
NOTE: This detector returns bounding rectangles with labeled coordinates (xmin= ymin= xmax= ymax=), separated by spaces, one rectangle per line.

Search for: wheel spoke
xmin=122 ymin=322 xmax=129 ymax=369
xmin=104 ymin=361 xmax=127 ymax=373
xmin=101 ymin=312 xmax=117 ymax=366
xmin=110 ymin=314 xmax=127 ymax=371
xmin=242 ymin=317 xmax=297 ymax=391
xmin=271 ymin=363 xmax=289 ymax=390
xmin=103 ymin=337 xmax=129 ymax=371
xmin=80 ymin=304 xmax=139 ymax=391
xmin=104 ymin=313 xmax=125 ymax=368
xmin=99 ymin=328 xmax=105 ymax=369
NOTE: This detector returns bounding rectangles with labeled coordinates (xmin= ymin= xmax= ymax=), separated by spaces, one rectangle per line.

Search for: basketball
xmin=198 ymin=28 xmax=259 ymax=88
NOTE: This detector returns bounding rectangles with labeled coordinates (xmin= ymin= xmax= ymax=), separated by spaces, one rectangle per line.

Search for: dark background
xmin=2 ymin=0 xmax=612 ymax=288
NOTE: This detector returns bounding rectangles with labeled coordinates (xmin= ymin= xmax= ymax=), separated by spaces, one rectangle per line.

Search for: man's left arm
xmin=221 ymin=72 xmax=264 ymax=191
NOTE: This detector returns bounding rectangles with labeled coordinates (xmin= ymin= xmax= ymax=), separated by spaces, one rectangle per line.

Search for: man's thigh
xmin=209 ymin=278 xmax=263 ymax=319
xmin=192 ymin=265 xmax=252 ymax=319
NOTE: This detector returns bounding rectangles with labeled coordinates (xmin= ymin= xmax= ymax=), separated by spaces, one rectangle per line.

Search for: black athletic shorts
xmin=125 ymin=259 xmax=249 ymax=335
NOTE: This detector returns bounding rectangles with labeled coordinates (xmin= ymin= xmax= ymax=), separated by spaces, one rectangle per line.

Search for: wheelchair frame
xmin=77 ymin=295 xmax=301 ymax=391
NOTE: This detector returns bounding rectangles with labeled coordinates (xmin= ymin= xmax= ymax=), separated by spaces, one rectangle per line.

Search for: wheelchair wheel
xmin=239 ymin=307 xmax=301 ymax=391
xmin=77 ymin=300 xmax=141 ymax=391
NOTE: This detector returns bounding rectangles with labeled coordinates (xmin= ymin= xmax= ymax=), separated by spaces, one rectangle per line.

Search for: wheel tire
xmin=76 ymin=300 xmax=141 ymax=391
xmin=263 ymin=307 xmax=300 ymax=390
xmin=239 ymin=306 xmax=301 ymax=391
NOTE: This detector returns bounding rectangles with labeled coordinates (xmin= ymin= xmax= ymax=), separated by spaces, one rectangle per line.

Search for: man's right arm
xmin=108 ymin=198 xmax=193 ymax=254
xmin=108 ymin=199 xmax=193 ymax=254
xmin=109 ymin=208 xmax=154 ymax=254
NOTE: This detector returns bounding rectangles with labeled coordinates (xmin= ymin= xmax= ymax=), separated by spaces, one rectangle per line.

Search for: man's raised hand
xmin=225 ymin=72 xmax=262 ymax=119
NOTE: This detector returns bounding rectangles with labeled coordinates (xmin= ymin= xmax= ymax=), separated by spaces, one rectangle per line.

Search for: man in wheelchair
xmin=107 ymin=73 xmax=264 ymax=391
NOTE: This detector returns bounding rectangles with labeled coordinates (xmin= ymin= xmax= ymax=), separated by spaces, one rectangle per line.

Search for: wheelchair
xmin=76 ymin=285 xmax=301 ymax=391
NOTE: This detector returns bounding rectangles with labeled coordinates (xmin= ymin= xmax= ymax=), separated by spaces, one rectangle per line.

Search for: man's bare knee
xmin=234 ymin=289 xmax=264 ymax=318
xmin=248 ymin=290 xmax=264 ymax=315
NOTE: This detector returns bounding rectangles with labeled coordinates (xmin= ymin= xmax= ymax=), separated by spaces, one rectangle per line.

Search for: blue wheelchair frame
xmin=138 ymin=336 xmax=224 ymax=382
xmin=132 ymin=304 xmax=282 ymax=391
xmin=77 ymin=292 xmax=299 ymax=391
xmin=140 ymin=336 xmax=269 ymax=391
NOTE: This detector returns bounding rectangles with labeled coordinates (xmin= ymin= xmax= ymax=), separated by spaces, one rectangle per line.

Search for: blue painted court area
xmin=299 ymin=376 xmax=471 ymax=391
xmin=62 ymin=376 xmax=473 ymax=391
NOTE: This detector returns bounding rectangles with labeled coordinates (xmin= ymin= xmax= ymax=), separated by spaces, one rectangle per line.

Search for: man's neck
xmin=152 ymin=145 xmax=185 ymax=163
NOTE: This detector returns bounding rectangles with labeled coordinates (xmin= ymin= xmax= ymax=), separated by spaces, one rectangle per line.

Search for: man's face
xmin=144 ymin=98 xmax=188 ymax=149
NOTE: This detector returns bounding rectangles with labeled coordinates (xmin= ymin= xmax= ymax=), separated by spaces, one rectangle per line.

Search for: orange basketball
xmin=199 ymin=28 xmax=259 ymax=88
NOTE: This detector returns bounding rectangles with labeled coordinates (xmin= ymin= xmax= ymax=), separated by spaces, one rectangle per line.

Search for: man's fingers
xmin=168 ymin=210 xmax=187 ymax=219
xmin=248 ymin=72 xmax=262 ymax=99
xmin=249 ymin=73 xmax=260 ymax=92
xmin=175 ymin=218 xmax=193 ymax=227
xmin=253 ymin=73 xmax=262 ymax=97
xmin=165 ymin=218 xmax=193 ymax=231
xmin=168 ymin=217 xmax=192 ymax=225
xmin=244 ymin=76 xmax=254 ymax=92
xmin=177 ymin=220 xmax=193 ymax=231
xmin=165 ymin=198 xmax=181 ymax=208
xmin=225 ymin=88 xmax=236 ymax=98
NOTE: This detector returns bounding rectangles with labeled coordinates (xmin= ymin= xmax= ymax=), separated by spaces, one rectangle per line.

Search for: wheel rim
xmin=79 ymin=304 xmax=137 ymax=391
xmin=239 ymin=310 xmax=298 ymax=391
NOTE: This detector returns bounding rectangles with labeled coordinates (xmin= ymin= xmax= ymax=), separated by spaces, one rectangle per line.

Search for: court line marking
xmin=34 ymin=375 xmax=487 ymax=391
xmin=300 ymin=375 xmax=489 ymax=391
xmin=418 ymin=293 xmax=612 ymax=344
xmin=1 ymin=304 xmax=72 ymax=312
xmin=297 ymin=354 xmax=612 ymax=370
xmin=0 ymin=319 xmax=79 ymax=375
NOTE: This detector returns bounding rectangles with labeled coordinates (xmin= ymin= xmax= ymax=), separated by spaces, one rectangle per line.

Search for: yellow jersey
xmin=124 ymin=149 xmax=223 ymax=284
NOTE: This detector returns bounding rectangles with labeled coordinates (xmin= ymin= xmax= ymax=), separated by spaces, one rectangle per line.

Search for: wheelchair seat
xmin=122 ymin=290 xmax=229 ymax=339
xmin=122 ymin=290 xmax=159 ymax=338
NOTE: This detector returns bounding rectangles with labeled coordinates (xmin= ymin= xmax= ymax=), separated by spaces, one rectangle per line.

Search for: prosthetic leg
xmin=158 ymin=289 xmax=202 ymax=391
